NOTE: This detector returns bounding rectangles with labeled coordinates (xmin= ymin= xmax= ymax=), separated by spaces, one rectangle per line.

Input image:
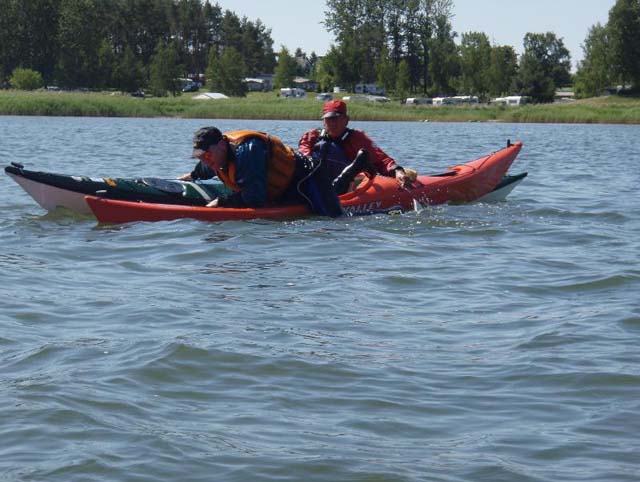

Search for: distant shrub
xmin=10 ymin=68 xmax=44 ymax=90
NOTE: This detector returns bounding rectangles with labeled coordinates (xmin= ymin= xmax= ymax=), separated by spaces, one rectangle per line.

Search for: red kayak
xmin=86 ymin=141 xmax=523 ymax=223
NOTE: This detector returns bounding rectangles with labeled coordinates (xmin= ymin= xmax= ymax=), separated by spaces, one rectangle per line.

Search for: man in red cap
xmin=298 ymin=99 xmax=410 ymax=194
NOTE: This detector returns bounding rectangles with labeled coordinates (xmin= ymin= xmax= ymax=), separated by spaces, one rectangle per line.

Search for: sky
xmin=217 ymin=0 xmax=616 ymax=70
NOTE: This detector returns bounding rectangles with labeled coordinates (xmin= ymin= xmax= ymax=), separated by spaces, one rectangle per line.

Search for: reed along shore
xmin=1 ymin=90 xmax=639 ymax=124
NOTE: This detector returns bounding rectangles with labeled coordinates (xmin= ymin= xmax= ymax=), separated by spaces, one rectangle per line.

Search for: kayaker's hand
xmin=206 ymin=198 xmax=219 ymax=208
xmin=177 ymin=172 xmax=193 ymax=181
xmin=395 ymin=169 xmax=411 ymax=189
xmin=404 ymin=168 xmax=418 ymax=183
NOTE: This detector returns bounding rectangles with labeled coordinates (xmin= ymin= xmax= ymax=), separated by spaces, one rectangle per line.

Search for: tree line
xmin=317 ymin=0 xmax=569 ymax=102
xmin=574 ymin=0 xmax=640 ymax=98
xmin=0 ymin=0 xmax=276 ymax=96
xmin=317 ymin=0 xmax=639 ymax=102
xmin=1 ymin=0 xmax=638 ymax=101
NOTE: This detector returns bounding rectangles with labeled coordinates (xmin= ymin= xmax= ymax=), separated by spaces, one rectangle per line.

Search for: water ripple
xmin=2 ymin=118 xmax=639 ymax=482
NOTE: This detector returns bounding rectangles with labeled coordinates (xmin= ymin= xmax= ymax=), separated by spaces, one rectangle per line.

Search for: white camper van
xmin=280 ymin=87 xmax=306 ymax=98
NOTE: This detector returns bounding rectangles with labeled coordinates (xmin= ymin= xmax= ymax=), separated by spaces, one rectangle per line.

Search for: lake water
xmin=1 ymin=116 xmax=639 ymax=482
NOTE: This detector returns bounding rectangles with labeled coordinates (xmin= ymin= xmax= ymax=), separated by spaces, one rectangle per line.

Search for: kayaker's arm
xmin=298 ymin=129 xmax=321 ymax=156
xmin=191 ymin=161 xmax=217 ymax=181
xmin=346 ymin=130 xmax=406 ymax=179
xmin=214 ymin=139 xmax=269 ymax=208
xmin=178 ymin=161 xmax=217 ymax=181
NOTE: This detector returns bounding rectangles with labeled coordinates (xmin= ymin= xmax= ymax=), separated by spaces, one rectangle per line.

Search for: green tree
xmin=240 ymin=19 xmax=276 ymax=75
xmin=376 ymin=45 xmax=396 ymax=94
xmin=256 ymin=20 xmax=277 ymax=73
xmin=220 ymin=10 xmax=243 ymax=53
xmin=335 ymin=38 xmax=363 ymax=90
xmin=307 ymin=51 xmax=319 ymax=80
xmin=458 ymin=32 xmax=492 ymax=96
xmin=6 ymin=0 xmax=60 ymax=84
xmin=206 ymin=47 xmax=247 ymax=96
xmin=428 ymin=13 xmax=459 ymax=95
xmin=9 ymin=67 xmax=44 ymax=90
xmin=608 ymin=0 xmax=640 ymax=88
xmin=203 ymin=1 xmax=224 ymax=54
xmin=0 ymin=0 xmax=18 ymax=82
xmin=395 ymin=59 xmax=411 ymax=100
xmin=323 ymin=0 xmax=456 ymax=93
xmin=518 ymin=55 xmax=556 ymax=103
xmin=149 ymin=40 xmax=183 ymax=97
xmin=174 ymin=0 xmax=208 ymax=75
xmin=125 ymin=0 xmax=172 ymax=67
xmin=486 ymin=45 xmax=519 ymax=97
xmin=358 ymin=0 xmax=386 ymax=83
xmin=294 ymin=48 xmax=307 ymax=77
xmin=315 ymin=45 xmax=341 ymax=91
xmin=574 ymin=24 xmax=613 ymax=98
xmin=324 ymin=0 xmax=386 ymax=85
xmin=390 ymin=0 xmax=453 ymax=93
xmin=273 ymin=46 xmax=297 ymax=89
xmin=95 ymin=39 xmax=116 ymax=89
xmin=55 ymin=0 xmax=104 ymax=88
xmin=113 ymin=46 xmax=146 ymax=93
xmin=518 ymin=32 xmax=572 ymax=102
xmin=402 ymin=0 xmax=423 ymax=91
xmin=385 ymin=0 xmax=405 ymax=66
xmin=415 ymin=0 xmax=445 ymax=94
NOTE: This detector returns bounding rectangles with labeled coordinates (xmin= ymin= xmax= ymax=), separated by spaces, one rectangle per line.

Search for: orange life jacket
xmin=215 ymin=130 xmax=297 ymax=201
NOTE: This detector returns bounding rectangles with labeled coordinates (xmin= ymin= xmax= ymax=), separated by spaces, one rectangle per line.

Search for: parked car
xmin=181 ymin=80 xmax=200 ymax=93
xmin=316 ymin=92 xmax=333 ymax=101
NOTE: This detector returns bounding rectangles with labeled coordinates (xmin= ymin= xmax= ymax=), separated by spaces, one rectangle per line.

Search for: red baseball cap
xmin=322 ymin=100 xmax=347 ymax=118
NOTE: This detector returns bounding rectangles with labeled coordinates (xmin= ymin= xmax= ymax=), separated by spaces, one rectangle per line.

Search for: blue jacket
xmin=191 ymin=138 xmax=269 ymax=208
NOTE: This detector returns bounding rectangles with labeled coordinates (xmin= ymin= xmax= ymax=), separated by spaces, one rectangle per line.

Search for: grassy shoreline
xmin=1 ymin=90 xmax=639 ymax=124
